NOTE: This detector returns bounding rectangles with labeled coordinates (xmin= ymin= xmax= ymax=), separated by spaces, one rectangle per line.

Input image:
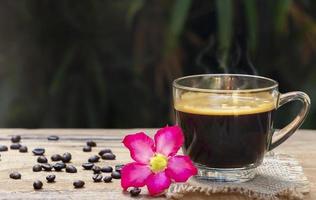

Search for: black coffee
xmin=175 ymin=94 xmax=275 ymax=168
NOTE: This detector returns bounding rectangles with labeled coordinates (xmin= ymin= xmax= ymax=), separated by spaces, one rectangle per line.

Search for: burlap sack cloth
xmin=166 ymin=153 xmax=310 ymax=200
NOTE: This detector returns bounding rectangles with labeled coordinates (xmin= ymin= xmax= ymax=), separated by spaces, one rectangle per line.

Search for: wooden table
xmin=0 ymin=129 xmax=314 ymax=200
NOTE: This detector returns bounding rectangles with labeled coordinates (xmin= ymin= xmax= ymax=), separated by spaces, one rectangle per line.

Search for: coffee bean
xmin=19 ymin=145 xmax=28 ymax=153
xmin=41 ymin=163 xmax=53 ymax=171
xmin=33 ymin=180 xmax=43 ymax=190
xmin=101 ymin=153 xmax=116 ymax=160
xmin=46 ymin=175 xmax=56 ymax=183
xmin=92 ymin=165 xmax=101 ymax=174
xmin=53 ymin=162 xmax=66 ymax=171
xmin=103 ymin=176 xmax=112 ymax=183
xmin=88 ymin=155 xmax=100 ymax=163
xmin=92 ymin=174 xmax=103 ymax=182
xmin=9 ymin=172 xmax=21 ymax=179
xmin=33 ymin=164 xmax=42 ymax=172
xmin=73 ymin=180 xmax=85 ymax=188
xmin=51 ymin=154 xmax=62 ymax=162
xmin=32 ymin=148 xmax=45 ymax=156
xmin=115 ymin=164 xmax=124 ymax=173
xmin=111 ymin=171 xmax=121 ymax=179
xmin=66 ymin=165 xmax=77 ymax=173
xmin=37 ymin=156 xmax=48 ymax=163
xmin=101 ymin=166 xmax=113 ymax=173
xmin=82 ymin=163 xmax=94 ymax=170
xmin=98 ymin=149 xmax=112 ymax=156
xmin=130 ymin=187 xmax=141 ymax=197
xmin=83 ymin=146 xmax=92 ymax=152
xmin=47 ymin=135 xmax=59 ymax=141
xmin=10 ymin=143 xmax=21 ymax=150
xmin=11 ymin=135 xmax=21 ymax=143
xmin=62 ymin=152 xmax=72 ymax=163
xmin=0 ymin=145 xmax=8 ymax=152
xmin=86 ymin=140 xmax=96 ymax=147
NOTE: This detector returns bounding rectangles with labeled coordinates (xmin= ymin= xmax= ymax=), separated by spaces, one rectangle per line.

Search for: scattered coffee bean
xmin=83 ymin=146 xmax=92 ymax=152
xmin=130 ymin=187 xmax=141 ymax=197
xmin=11 ymin=135 xmax=21 ymax=143
xmin=73 ymin=180 xmax=85 ymax=188
xmin=33 ymin=164 xmax=42 ymax=172
xmin=62 ymin=152 xmax=72 ymax=163
xmin=92 ymin=165 xmax=101 ymax=174
xmin=19 ymin=145 xmax=28 ymax=153
xmin=103 ymin=176 xmax=112 ymax=183
xmin=53 ymin=162 xmax=66 ymax=171
xmin=86 ymin=140 xmax=96 ymax=147
xmin=37 ymin=156 xmax=48 ymax=163
xmin=10 ymin=143 xmax=21 ymax=150
xmin=0 ymin=145 xmax=8 ymax=152
xmin=46 ymin=174 xmax=56 ymax=183
xmin=101 ymin=153 xmax=116 ymax=160
xmin=51 ymin=154 xmax=62 ymax=162
xmin=41 ymin=163 xmax=53 ymax=171
xmin=101 ymin=166 xmax=113 ymax=173
xmin=98 ymin=149 xmax=112 ymax=156
xmin=111 ymin=171 xmax=121 ymax=179
xmin=33 ymin=180 xmax=43 ymax=190
xmin=32 ymin=148 xmax=45 ymax=156
xmin=92 ymin=174 xmax=103 ymax=182
xmin=82 ymin=163 xmax=94 ymax=170
xmin=88 ymin=155 xmax=100 ymax=163
xmin=115 ymin=164 xmax=124 ymax=173
xmin=9 ymin=172 xmax=21 ymax=179
xmin=47 ymin=135 xmax=59 ymax=141
xmin=66 ymin=165 xmax=77 ymax=173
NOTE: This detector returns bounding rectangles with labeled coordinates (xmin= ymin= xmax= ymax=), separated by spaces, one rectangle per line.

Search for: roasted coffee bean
xmin=98 ymin=149 xmax=112 ymax=156
xmin=86 ymin=140 xmax=96 ymax=147
xmin=101 ymin=166 xmax=113 ymax=173
xmin=19 ymin=145 xmax=28 ymax=153
xmin=46 ymin=175 xmax=56 ymax=183
xmin=92 ymin=174 xmax=103 ymax=182
xmin=130 ymin=187 xmax=141 ymax=197
xmin=62 ymin=152 xmax=72 ymax=163
xmin=101 ymin=153 xmax=116 ymax=160
xmin=115 ymin=164 xmax=124 ymax=173
xmin=82 ymin=163 xmax=94 ymax=170
xmin=53 ymin=162 xmax=66 ymax=171
xmin=103 ymin=176 xmax=112 ymax=183
xmin=88 ymin=155 xmax=100 ymax=163
xmin=92 ymin=165 xmax=101 ymax=174
xmin=37 ymin=156 xmax=48 ymax=163
xmin=47 ymin=135 xmax=59 ymax=141
xmin=111 ymin=171 xmax=121 ymax=179
xmin=11 ymin=135 xmax=21 ymax=143
xmin=51 ymin=154 xmax=62 ymax=162
xmin=73 ymin=180 xmax=85 ymax=188
xmin=0 ymin=145 xmax=8 ymax=152
xmin=66 ymin=165 xmax=77 ymax=173
xmin=33 ymin=180 xmax=43 ymax=190
xmin=41 ymin=163 xmax=53 ymax=171
xmin=32 ymin=148 xmax=45 ymax=156
xmin=9 ymin=172 xmax=21 ymax=179
xmin=82 ymin=146 xmax=92 ymax=152
xmin=33 ymin=164 xmax=42 ymax=172
xmin=10 ymin=143 xmax=21 ymax=150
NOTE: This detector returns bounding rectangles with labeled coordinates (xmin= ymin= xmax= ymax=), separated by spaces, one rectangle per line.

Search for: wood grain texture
xmin=0 ymin=129 xmax=314 ymax=200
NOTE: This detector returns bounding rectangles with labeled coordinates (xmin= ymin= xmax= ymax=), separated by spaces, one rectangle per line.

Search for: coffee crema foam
xmin=175 ymin=92 xmax=276 ymax=115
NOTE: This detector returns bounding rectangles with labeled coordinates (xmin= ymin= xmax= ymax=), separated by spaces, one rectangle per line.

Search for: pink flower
xmin=121 ymin=126 xmax=197 ymax=196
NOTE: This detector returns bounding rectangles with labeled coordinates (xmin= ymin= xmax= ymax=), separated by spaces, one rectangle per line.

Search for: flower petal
xmin=123 ymin=132 xmax=155 ymax=164
xmin=165 ymin=155 xmax=197 ymax=182
xmin=155 ymin=126 xmax=184 ymax=157
xmin=146 ymin=171 xmax=171 ymax=196
xmin=121 ymin=162 xmax=152 ymax=190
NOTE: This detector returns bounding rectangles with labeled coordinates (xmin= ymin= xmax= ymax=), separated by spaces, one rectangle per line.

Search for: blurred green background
xmin=0 ymin=0 xmax=314 ymax=128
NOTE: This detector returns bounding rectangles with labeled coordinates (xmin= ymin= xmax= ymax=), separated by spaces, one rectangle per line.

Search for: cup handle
xmin=269 ymin=91 xmax=311 ymax=150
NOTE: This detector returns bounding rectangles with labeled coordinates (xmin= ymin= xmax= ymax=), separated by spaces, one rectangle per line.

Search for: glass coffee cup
xmin=173 ymin=74 xmax=310 ymax=182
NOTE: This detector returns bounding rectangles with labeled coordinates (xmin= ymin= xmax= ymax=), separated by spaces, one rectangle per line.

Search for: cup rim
xmin=173 ymin=74 xmax=279 ymax=93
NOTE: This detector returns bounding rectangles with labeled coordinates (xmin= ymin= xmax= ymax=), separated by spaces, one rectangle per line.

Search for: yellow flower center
xmin=150 ymin=154 xmax=168 ymax=173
